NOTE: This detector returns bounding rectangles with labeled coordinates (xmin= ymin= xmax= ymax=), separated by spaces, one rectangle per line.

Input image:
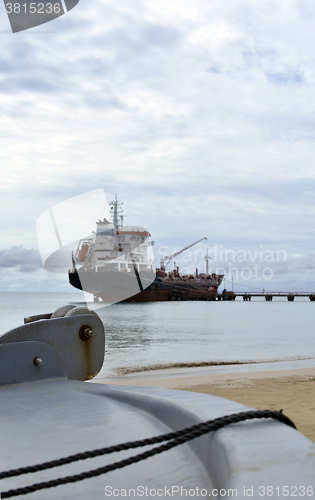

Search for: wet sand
xmin=98 ymin=366 xmax=315 ymax=443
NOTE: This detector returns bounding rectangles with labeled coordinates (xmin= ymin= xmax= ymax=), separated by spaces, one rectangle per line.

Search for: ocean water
xmin=1 ymin=293 xmax=315 ymax=378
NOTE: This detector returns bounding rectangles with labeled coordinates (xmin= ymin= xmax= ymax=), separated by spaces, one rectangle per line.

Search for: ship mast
xmin=109 ymin=195 xmax=124 ymax=254
xmin=204 ymin=248 xmax=211 ymax=274
xmin=111 ymin=194 xmax=123 ymax=230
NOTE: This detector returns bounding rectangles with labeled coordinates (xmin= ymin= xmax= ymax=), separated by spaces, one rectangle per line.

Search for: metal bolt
xmin=33 ymin=357 xmax=43 ymax=366
xmin=79 ymin=326 xmax=93 ymax=340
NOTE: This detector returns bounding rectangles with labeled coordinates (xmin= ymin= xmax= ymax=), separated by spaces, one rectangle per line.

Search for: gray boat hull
xmin=1 ymin=308 xmax=315 ymax=499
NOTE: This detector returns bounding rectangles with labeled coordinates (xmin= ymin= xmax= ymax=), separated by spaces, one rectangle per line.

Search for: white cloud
xmin=0 ymin=0 xmax=315 ymax=290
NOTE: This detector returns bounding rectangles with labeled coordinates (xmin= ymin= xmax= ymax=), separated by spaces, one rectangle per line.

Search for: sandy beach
xmin=99 ymin=366 xmax=315 ymax=443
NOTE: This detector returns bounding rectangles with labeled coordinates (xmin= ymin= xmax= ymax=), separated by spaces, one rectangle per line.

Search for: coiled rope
xmin=0 ymin=409 xmax=296 ymax=498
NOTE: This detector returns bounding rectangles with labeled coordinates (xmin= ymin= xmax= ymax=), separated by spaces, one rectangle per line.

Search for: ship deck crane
xmin=160 ymin=237 xmax=207 ymax=270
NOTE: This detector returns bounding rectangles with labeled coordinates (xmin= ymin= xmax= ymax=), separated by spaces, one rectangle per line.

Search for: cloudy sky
xmin=1 ymin=0 xmax=315 ymax=292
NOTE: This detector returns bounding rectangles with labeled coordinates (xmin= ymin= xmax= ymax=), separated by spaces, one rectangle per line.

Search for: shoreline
xmin=99 ymin=357 xmax=315 ymax=382
xmin=92 ymin=365 xmax=315 ymax=443
xmin=111 ymin=357 xmax=315 ymax=376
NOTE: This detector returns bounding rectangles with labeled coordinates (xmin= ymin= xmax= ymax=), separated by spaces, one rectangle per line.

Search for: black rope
xmin=1 ymin=410 xmax=296 ymax=498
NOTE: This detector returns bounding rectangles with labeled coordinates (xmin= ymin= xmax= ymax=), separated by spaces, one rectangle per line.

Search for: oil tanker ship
xmin=68 ymin=198 xmax=224 ymax=302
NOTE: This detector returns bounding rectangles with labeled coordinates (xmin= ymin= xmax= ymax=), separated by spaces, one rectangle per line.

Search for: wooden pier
xmin=216 ymin=292 xmax=315 ymax=302
xmin=168 ymin=290 xmax=315 ymax=301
